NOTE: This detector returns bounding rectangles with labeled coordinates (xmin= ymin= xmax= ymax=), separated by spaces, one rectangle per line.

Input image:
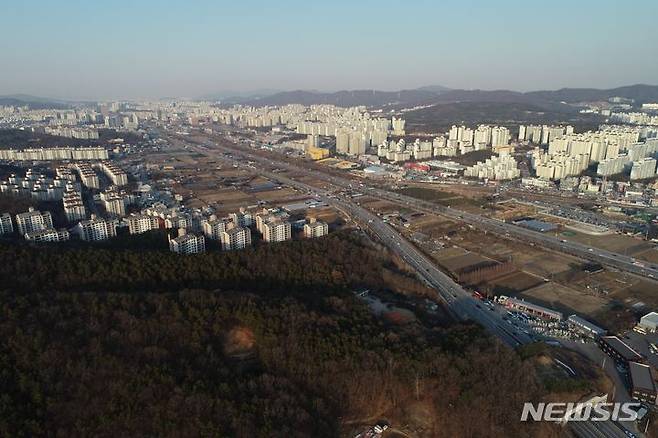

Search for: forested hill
xmin=0 ymin=232 xmax=557 ymax=437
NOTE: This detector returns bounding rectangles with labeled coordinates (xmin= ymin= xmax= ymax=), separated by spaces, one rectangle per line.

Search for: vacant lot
xmin=455 ymin=227 xmax=581 ymax=277
xmin=434 ymin=246 xmax=469 ymax=261
xmin=255 ymin=188 xmax=299 ymax=202
xmin=436 ymin=252 xmax=490 ymax=273
xmin=359 ymin=197 xmax=405 ymax=215
xmin=485 ymin=271 xmax=544 ymax=295
xmin=559 ymin=230 xmax=655 ymax=255
xmin=519 ymin=282 xmax=609 ymax=318
xmin=634 ymin=248 xmax=658 ymax=264
xmin=216 ymin=168 xmax=250 ymax=178
xmin=307 ymin=207 xmax=341 ymax=225
xmin=608 ymin=275 xmax=658 ymax=310
xmin=197 ymin=187 xmax=254 ymax=204
xmin=397 ymin=187 xmax=456 ymax=202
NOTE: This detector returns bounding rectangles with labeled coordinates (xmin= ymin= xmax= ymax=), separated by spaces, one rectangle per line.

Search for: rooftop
xmin=641 ymin=312 xmax=658 ymax=324
xmin=601 ymin=336 xmax=643 ymax=362
xmin=629 ymin=362 xmax=655 ymax=393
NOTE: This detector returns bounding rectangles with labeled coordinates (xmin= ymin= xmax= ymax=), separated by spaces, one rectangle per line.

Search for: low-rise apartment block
xmin=25 ymin=228 xmax=70 ymax=242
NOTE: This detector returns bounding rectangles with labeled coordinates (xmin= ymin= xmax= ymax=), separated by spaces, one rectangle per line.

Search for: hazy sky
xmin=1 ymin=0 xmax=656 ymax=100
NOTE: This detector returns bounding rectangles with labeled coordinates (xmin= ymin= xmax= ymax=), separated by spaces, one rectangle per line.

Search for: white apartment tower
xmin=76 ymin=218 xmax=118 ymax=241
xmin=304 ymin=219 xmax=328 ymax=238
xmin=229 ymin=209 xmax=254 ymax=227
xmin=220 ymin=224 xmax=252 ymax=250
xmin=630 ymin=158 xmax=657 ymax=180
xmin=262 ymin=220 xmax=291 ymax=243
xmin=202 ymin=218 xmax=227 ymax=240
xmin=169 ymin=231 xmax=206 ymax=254
xmin=0 ymin=213 xmax=13 ymax=235
xmin=62 ymin=189 xmax=86 ymax=222
xmin=15 ymin=208 xmax=53 ymax=235
xmin=127 ymin=215 xmax=160 ymax=235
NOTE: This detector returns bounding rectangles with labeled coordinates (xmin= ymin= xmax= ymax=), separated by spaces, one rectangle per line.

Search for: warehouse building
xmin=504 ymin=297 xmax=563 ymax=320
xmin=599 ymin=336 xmax=644 ymax=365
xmin=513 ymin=219 xmax=558 ymax=233
xmin=629 ymin=362 xmax=657 ymax=404
xmin=639 ymin=312 xmax=658 ymax=332
xmin=567 ymin=315 xmax=606 ymax=337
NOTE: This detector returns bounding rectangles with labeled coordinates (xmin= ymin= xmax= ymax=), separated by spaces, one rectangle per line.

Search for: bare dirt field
xmin=395 ymin=186 xmax=490 ymax=213
xmin=634 ymin=248 xmax=658 ymax=264
xmin=434 ymin=246 xmax=469 ymax=260
xmin=215 ymin=168 xmax=250 ymax=178
xmin=436 ymin=252 xmax=489 ymax=273
xmin=454 ymin=228 xmax=581 ymax=278
xmin=307 ymin=207 xmax=341 ymax=225
xmin=519 ymin=282 xmax=610 ymax=318
xmin=559 ymin=230 xmax=655 ymax=256
xmin=359 ymin=198 xmax=404 ymax=215
xmin=489 ymin=200 xmax=539 ymax=221
xmin=607 ymin=275 xmax=658 ymax=310
xmin=485 ymin=271 xmax=544 ymax=295
xmin=196 ymin=187 xmax=254 ymax=204
xmin=255 ymin=188 xmax=299 ymax=202
xmin=407 ymin=215 xmax=451 ymax=231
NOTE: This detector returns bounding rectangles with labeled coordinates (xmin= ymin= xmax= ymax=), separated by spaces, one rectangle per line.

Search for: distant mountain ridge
xmin=3 ymin=84 xmax=657 ymax=109
xmin=242 ymin=84 xmax=658 ymax=108
xmin=245 ymin=88 xmax=451 ymax=107
xmin=201 ymin=89 xmax=284 ymax=103
xmin=0 ymin=94 xmax=73 ymax=109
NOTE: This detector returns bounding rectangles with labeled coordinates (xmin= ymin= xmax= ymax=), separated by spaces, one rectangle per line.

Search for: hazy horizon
xmin=1 ymin=0 xmax=657 ymax=100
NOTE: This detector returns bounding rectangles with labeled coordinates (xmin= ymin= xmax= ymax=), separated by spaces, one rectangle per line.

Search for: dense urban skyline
xmin=1 ymin=0 xmax=657 ymax=100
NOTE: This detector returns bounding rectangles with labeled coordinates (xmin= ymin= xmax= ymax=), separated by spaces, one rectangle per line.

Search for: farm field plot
xmin=518 ymin=282 xmax=609 ymax=318
xmin=484 ymin=271 xmax=544 ymax=295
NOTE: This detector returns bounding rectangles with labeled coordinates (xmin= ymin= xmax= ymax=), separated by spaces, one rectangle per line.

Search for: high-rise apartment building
xmin=15 ymin=208 xmax=53 ymax=235
xmin=127 ymin=215 xmax=160 ymax=235
xmin=169 ymin=231 xmax=205 ymax=254
xmin=303 ymin=219 xmax=328 ymax=238
xmin=262 ymin=220 xmax=291 ymax=243
xmin=220 ymin=224 xmax=252 ymax=250
xmin=0 ymin=213 xmax=13 ymax=235
xmin=75 ymin=218 xmax=118 ymax=241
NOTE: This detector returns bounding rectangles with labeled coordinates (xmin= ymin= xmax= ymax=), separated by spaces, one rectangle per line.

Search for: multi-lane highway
xmin=202 ymin=133 xmax=658 ymax=282
xmin=184 ymin=137 xmax=532 ymax=347
xmin=175 ymin=131 xmax=649 ymax=437
xmin=570 ymin=417 xmax=638 ymax=438
xmin=363 ymin=190 xmax=658 ymax=280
